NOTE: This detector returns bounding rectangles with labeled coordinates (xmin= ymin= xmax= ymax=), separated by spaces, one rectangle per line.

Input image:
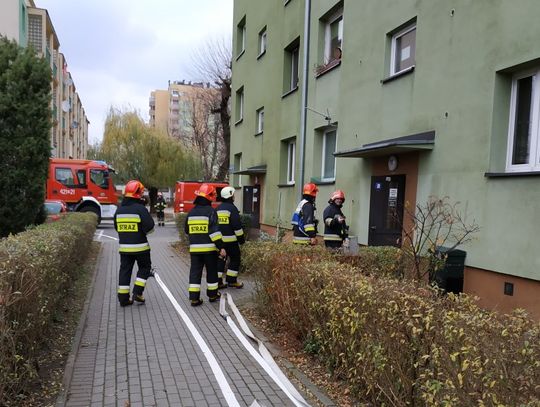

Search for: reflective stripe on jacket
xmin=114 ymin=198 xmax=155 ymax=253
xmin=292 ymin=199 xmax=317 ymax=241
xmin=216 ymin=200 xmax=245 ymax=244
xmin=322 ymin=202 xmax=348 ymax=242
xmin=184 ymin=202 xmax=224 ymax=253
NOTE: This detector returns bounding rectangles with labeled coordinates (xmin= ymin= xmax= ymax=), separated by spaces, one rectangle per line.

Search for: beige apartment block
xmin=0 ymin=0 xmax=89 ymax=159
xmin=149 ymin=80 xmax=214 ymax=139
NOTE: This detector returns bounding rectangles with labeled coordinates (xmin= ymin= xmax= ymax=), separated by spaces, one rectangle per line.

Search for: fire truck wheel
xmin=79 ymin=206 xmax=101 ymax=224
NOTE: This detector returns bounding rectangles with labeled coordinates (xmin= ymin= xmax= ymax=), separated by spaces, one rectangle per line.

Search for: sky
xmin=37 ymin=0 xmax=233 ymax=144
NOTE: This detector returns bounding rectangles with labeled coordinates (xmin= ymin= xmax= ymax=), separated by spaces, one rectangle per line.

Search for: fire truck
xmin=173 ymin=181 xmax=228 ymax=213
xmin=46 ymin=158 xmax=119 ymax=223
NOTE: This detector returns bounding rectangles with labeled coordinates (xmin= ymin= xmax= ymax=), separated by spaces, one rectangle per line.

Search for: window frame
xmin=235 ymin=87 xmax=244 ymax=124
xmin=289 ymin=46 xmax=300 ymax=90
xmin=324 ymin=11 xmax=343 ymax=65
xmin=256 ymin=107 xmax=265 ymax=134
xmin=236 ymin=16 xmax=247 ymax=58
xmin=234 ymin=153 xmax=243 ymax=188
xmin=506 ymin=69 xmax=540 ymax=172
xmin=258 ymin=27 xmax=267 ymax=58
xmin=321 ymin=129 xmax=337 ymax=181
xmin=287 ymin=140 xmax=296 ymax=184
xmin=390 ymin=23 xmax=416 ymax=76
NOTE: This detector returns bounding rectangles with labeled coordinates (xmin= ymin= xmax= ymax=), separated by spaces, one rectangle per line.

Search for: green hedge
xmin=0 ymin=213 xmax=97 ymax=404
xmin=243 ymin=242 xmax=540 ymax=406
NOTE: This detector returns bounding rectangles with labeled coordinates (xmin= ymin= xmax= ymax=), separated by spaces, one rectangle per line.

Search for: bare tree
xmin=189 ymin=37 xmax=232 ymax=180
xmin=184 ymin=87 xmax=226 ymax=180
xmin=401 ymin=196 xmax=480 ymax=282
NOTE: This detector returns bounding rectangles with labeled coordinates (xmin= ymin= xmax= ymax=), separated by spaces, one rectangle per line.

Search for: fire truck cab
xmin=47 ymin=158 xmax=119 ymax=223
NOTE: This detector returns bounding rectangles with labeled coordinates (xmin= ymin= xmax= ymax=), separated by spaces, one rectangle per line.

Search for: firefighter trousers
xmin=189 ymin=252 xmax=219 ymax=301
xmin=217 ymin=242 xmax=241 ymax=284
xmin=118 ymin=251 xmax=152 ymax=304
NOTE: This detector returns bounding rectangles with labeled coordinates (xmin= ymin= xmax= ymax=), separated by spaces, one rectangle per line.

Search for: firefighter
xmin=291 ymin=183 xmax=319 ymax=245
xmin=323 ymin=190 xmax=349 ymax=250
xmin=114 ymin=180 xmax=155 ymax=307
xmin=184 ymin=183 xmax=225 ymax=306
xmin=155 ymin=192 xmax=166 ymax=226
xmin=216 ymin=186 xmax=245 ymax=289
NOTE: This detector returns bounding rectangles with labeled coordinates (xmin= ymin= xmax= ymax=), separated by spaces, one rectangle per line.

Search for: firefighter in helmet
xmin=216 ymin=186 xmax=245 ymax=289
xmin=114 ymin=180 xmax=155 ymax=307
xmin=184 ymin=183 xmax=225 ymax=306
xmin=291 ymin=183 xmax=319 ymax=245
xmin=155 ymin=192 xmax=166 ymax=226
xmin=323 ymin=189 xmax=349 ymax=249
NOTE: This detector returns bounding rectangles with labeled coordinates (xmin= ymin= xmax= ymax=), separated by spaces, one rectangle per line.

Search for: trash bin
xmin=434 ymin=247 xmax=466 ymax=294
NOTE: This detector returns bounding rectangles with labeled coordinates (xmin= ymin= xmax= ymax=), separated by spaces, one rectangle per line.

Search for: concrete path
xmin=56 ymin=219 xmax=314 ymax=407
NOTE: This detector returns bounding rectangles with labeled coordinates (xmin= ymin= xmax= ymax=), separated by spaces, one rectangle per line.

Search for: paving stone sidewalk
xmin=56 ymin=220 xmax=315 ymax=407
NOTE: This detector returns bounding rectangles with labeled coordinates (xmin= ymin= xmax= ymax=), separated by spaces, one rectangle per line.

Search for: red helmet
xmin=124 ymin=180 xmax=144 ymax=199
xmin=195 ymin=183 xmax=217 ymax=201
xmin=302 ymin=183 xmax=319 ymax=197
xmin=330 ymin=190 xmax=345 ymax=202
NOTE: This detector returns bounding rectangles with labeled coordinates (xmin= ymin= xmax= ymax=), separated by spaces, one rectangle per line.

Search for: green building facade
xmin=231 ymin=0 xmax=540 ymax=316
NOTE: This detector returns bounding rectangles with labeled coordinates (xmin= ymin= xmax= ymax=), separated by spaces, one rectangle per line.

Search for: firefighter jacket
xmin=154 ymin=198 xmax=166 ymax=212
xmin=184 ymin=200 xmax=225 ymax=253
xmin=216 ymin=200 xmax=245 ymax=244
xmin=323 ymin=202 xmax=349 ymax=242
xmin=114 ymin=198 xmax=155 ymax=253
xmin=291 ymin=198 xmax=318 ymax=244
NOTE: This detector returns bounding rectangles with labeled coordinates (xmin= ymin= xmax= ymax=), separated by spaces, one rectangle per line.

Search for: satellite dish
xmin=61 ymin=100 xmax=70 ymax=112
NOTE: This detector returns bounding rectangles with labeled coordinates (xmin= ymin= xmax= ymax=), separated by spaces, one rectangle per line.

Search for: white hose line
xmin=154 ymin=273 xmax=241 ymax=407
xmin=220 ymin=293 xmax=312 ymax=407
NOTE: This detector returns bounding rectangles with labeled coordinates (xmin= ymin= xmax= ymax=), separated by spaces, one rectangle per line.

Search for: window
xmin=90 ymin=169 xmax=109 ymax=189
xmin=284 ymin=38 xmax=300 ymax=93
xmin=322 ymin=129 xmax=337 ymax=180
xmin=55 ymin=168 xmax=75 ymax=186
xmin=256 ymin=107 xmax=264 ymax=134
xmin=235 ymin=87 xmax=244 ymax=123
xmin=76 ymin=169 xmax=87 ymax=187
xmin=236 ymin=16 xmax=246 ymax=57
xmin=390 ymin=22 xmax=416 ymax=75
xmin=258 ymin=27 xmax=267 ymax=57
xmin=233 ymin=153 xmax=242 ymax=187
xmin=506 ymin=70 xmax=540 ymax=171
xmin=28 ymin=14 xmax=42 ymax=53
xmin=324 ymin=10 xmax=343 ymax=64
xmin=287 ymin=140 xmax=296 ymax=184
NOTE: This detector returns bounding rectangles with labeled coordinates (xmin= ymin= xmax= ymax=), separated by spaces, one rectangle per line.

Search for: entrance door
xmin=368 ymin=175 xmax=406 ymax=247
xmin=242 ymin=185 xmax=261 ymax=228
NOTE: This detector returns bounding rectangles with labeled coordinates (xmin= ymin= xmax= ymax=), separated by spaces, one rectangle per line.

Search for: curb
xmin=55 ymin=242 xmax=103 ymax=407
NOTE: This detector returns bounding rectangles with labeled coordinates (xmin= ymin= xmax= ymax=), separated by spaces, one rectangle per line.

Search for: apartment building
xmin=231 ymin=0 xmax=540 ymax=317
xmin=0 ymin=0 xmax=89 ymax=159
xmin=149 ymin=80 xmax=214 ymax=139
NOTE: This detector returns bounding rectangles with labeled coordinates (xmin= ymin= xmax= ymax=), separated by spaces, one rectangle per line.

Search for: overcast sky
xmin=37 ymin=0 xmax=233 ymax=143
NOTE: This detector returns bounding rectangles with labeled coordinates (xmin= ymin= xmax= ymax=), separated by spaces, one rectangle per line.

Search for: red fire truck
xmin=46 ymin=158 xmax=119 ymax=223
xmin=173 ymin=181 xmax=229 ymax=213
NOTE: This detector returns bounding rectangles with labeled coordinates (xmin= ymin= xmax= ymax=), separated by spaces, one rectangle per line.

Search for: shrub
xmin=175 ymin=212 xmax=188 ymax=249
xmin=0 ymin=37 xmax=52 ymax=237
xmin=0 ymin=213 xmax=96 ymax=404
xmin=239 ymin=213 xmax=252 ymax=240
xmin=246 ymin=242 xmax=540 ymax=406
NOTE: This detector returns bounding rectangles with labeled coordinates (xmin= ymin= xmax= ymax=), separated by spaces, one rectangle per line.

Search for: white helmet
xmin=220 ymin=186 xmax=235 ymax=199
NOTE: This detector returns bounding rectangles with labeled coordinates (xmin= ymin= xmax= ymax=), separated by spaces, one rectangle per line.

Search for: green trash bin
xmin=434 ymin=246 xmax=466 ymax=294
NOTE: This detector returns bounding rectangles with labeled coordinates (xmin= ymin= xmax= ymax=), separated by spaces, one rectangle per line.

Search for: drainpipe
xmin=298 ymin=0 xmax=311 ymax=201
